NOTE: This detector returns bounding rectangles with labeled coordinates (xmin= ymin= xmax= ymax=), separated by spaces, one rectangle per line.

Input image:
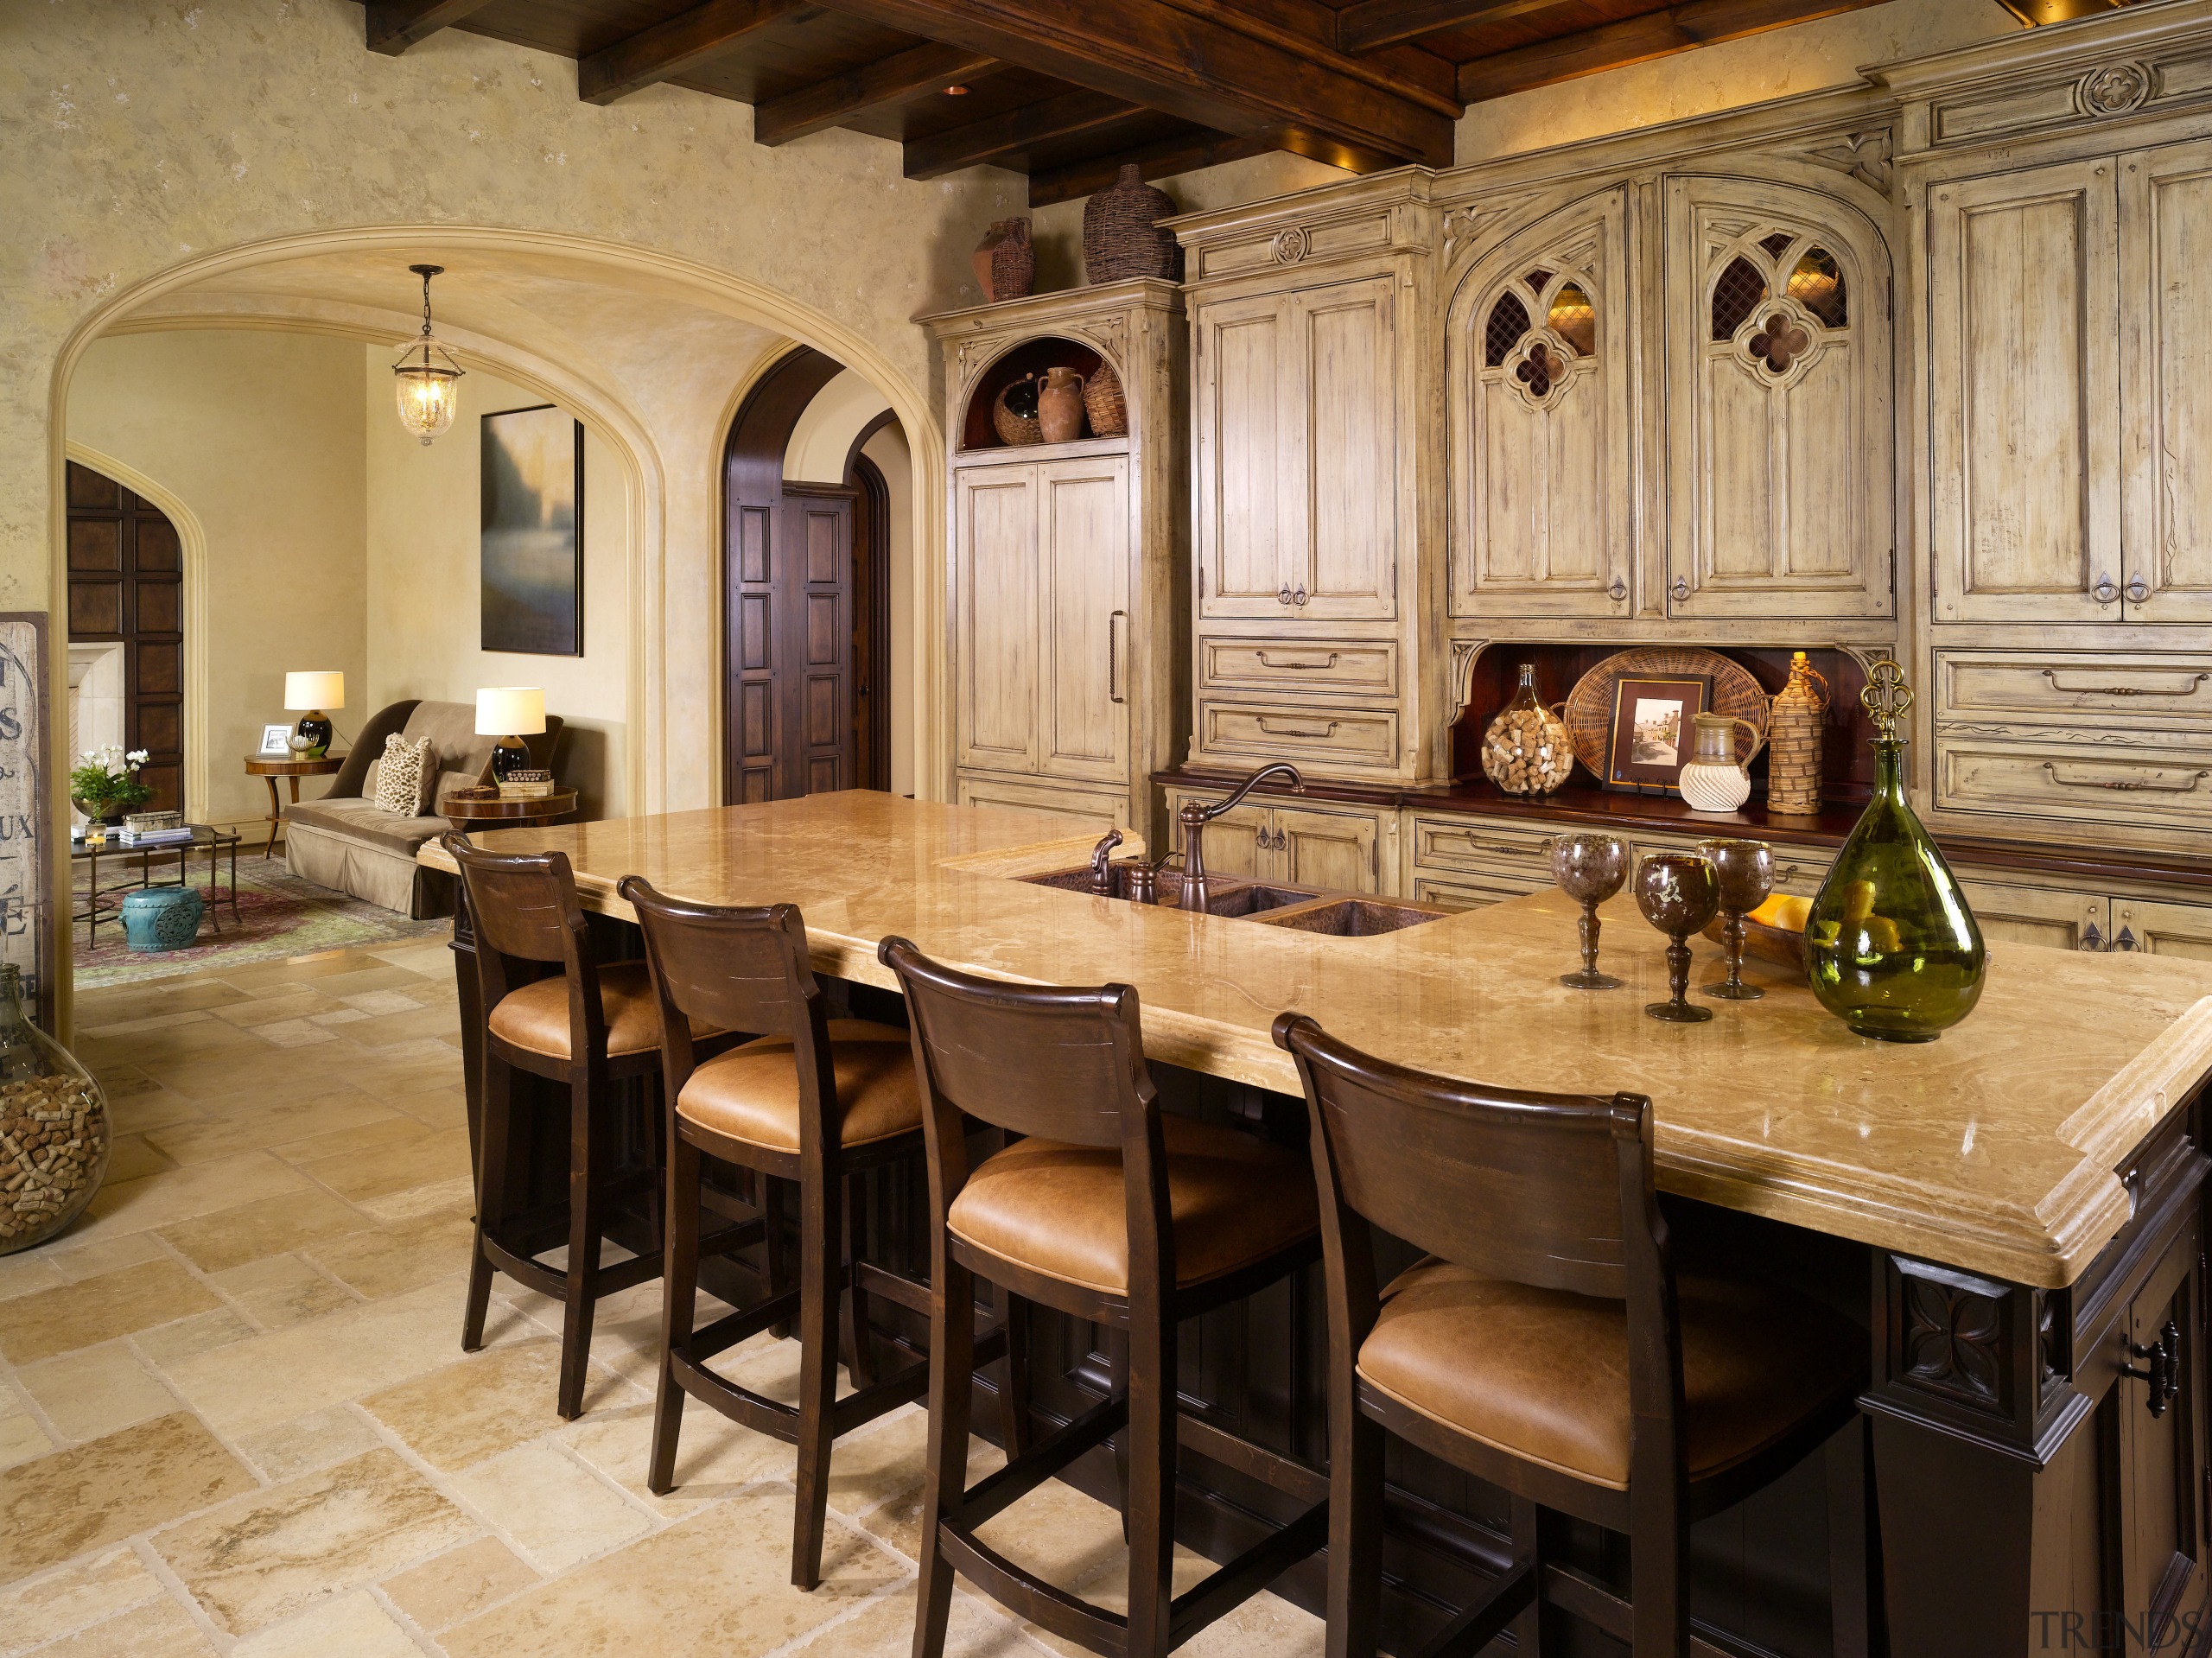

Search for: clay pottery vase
xmin=1037 ymin=366 xmax=1087 ymax=443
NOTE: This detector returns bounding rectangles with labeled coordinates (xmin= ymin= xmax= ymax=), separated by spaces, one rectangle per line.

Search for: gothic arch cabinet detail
xmin=1663 ymin=176 xmax=1894 ymax=619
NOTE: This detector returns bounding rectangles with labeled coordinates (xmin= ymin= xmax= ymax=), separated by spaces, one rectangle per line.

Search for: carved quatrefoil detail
xmin=2079 ymin=60 xmax=2153 ymax=117
xmin=1748 ymin=312 xmax=1812 ymax=376
xmin=1272 ymin=227 xmax=1309 ymax=265
xmin=1515 ymin=341 xmax=1564 ymax=399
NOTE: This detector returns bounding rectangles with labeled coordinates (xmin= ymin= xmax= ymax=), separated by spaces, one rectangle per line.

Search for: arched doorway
xmin=64 ymin=461 xmax=183 ymax=814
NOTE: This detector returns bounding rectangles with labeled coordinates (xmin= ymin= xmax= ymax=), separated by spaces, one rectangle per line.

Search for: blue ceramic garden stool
xmin=120 ymin=887 xmax=204 ymax=953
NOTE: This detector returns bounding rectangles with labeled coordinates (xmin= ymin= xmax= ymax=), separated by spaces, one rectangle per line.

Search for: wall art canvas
xmin=0 ymin=616 xmax=49 ymax=1026
xmin=481 ymin=405 xmax=583 ymax=657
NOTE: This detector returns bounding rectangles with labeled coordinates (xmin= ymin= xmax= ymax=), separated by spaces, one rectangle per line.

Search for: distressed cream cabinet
xmin=1160 ymin=785 xmax=1396 ymax=895
xmin=925 ymin=281 xmax=1186 ymax=850
xmin=1173 ymin=175 xmax=1446 ymax=785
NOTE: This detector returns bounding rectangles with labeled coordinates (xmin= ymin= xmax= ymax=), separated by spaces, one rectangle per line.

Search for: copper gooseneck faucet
xmin=1175 ymin=763 xmax=1305 ymax=913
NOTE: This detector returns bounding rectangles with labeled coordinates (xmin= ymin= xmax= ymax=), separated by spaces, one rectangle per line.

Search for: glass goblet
xmin=1636 ymin=853 xmax=1721 ymax=1024
xmin=1550 ymin=832 xmax=1635 ymax=989
xmin=1696 ymin=838 xmax=1774 ymax=1002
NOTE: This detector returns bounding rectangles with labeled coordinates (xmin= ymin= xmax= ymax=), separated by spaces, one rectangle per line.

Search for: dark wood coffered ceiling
xmin=359 ymin=0 xmax=2123 ymax=206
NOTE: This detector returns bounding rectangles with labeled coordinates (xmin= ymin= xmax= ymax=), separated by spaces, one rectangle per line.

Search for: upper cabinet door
xmin=953 ymin=463 xmax=1041 ymax=774
xmin=1929 ymin=158 xmax=2122 ymax=624
xmin=1196 ymin=291 xmax=1296 ymax=619
xmin=1663 ymin=177 xmax=1893 ymax=619
xmin=1294 ymin=276 xmax=1399 ymax=621
xmin=1037 ymin=455 xmax=1131 ymax=783
xmin=1449 ymin=187 xmax=1634 ymax=620
xmin=2120 ymin=140 xmax=2212 ymax=624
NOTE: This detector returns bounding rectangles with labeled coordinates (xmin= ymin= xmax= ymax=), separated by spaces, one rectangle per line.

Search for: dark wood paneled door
xmin=65 ymin=461 xmax=183 ymax=813
xmin=779 ymin=481 xmax=857 ymax=797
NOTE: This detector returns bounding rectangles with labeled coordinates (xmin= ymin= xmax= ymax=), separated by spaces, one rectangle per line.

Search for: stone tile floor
xmin=0 ymin=943 xmax=1324 ymax=1655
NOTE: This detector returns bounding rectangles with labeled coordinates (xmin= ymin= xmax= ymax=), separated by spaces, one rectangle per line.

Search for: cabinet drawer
xmin=1955 ymin=878 xmax=2107 ymax=953
xmin=1198 ymin=700 xmax=1399 ymax=770
xmin=1412 ymin=871 xmax=1546 ymax=912
xmin=1936 ymin=738 xmax=2212 ymax=832
xmin=1200 ymin=638 xmax=1398 ymax=697
xmin=957 ymin=771 xmax=1128 ymax=832
xmin=1937 ymin=650 xmax=2212 ymax=727
xmin=1411 ymin=816 xmax=1559 ymax=876
xmin=2112 ymin=897 xmax=2212 ymax=962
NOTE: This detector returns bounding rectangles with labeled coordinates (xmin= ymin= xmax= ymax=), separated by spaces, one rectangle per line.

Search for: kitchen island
xmin=423 ymin=793 xmax=2212 ymax=1658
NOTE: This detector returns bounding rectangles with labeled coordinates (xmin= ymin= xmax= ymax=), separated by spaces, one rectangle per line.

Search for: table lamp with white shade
xmin=476 ymin=687 xmax=545 ymax=784
xmin=283 ymin=671 xmax=345 ymax=759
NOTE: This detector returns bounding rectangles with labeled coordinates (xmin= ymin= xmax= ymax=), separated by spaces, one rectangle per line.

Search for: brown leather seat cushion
xmin=948 ymin=1116 xmax=1319 ymax=1296
xmin=1356 ymin=1261 xmax=1863 ymax=1492
xmin=677 ymin=1020 xmax=922 ymax=1152
xmin=486 ymin=962 xmax=671 ymax=1058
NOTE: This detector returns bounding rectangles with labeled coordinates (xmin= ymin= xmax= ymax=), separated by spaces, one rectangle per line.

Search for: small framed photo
xmin=1605 ymin=675 xmax=1712 ymax=794
xmin=259 ymin=724 xmax=293 ymax=757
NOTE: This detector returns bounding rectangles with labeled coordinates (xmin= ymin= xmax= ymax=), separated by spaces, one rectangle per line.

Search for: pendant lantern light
xmin=392 ymin=264 xmax=464 ymax=446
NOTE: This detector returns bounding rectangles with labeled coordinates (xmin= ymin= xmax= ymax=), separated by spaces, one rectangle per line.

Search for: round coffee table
xmin=245 ymin=754 xmax=346 ymax=858
xmin=442 ymin=788 xmax=579 ymax=832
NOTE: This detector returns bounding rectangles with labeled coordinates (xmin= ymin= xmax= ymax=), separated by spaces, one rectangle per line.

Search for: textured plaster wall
xmin=365 ymin=355 xmax=630 ymax=820
xmin=62 ymin=329 xmax=369 ymax=827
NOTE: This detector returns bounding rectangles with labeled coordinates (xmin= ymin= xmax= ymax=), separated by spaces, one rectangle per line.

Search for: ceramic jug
xmin=1676 ymin=713 xmax=1759 ymax=812
xmin=1037 ymin=366 xmax=1087 ymax=443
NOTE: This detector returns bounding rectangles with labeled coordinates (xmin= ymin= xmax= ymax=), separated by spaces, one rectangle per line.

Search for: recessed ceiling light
xmin=945 ymin=85 xmax=969 ymax=95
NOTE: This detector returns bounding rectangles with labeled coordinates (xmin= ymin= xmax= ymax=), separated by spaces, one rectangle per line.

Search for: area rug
xmin=73 ymin=853 xmax=452 ymax=988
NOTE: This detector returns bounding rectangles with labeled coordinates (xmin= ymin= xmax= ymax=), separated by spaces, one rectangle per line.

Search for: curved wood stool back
xmin=442 ymin=831 xmax=667 ymax=1420
xmin=622 ymin=879 xmax=1001 ymax=1590
xmin=880 ymin=936 xmax=1325 ymax=1658
xmin=1274 ymin=1013 xmax=1864 ymax=1658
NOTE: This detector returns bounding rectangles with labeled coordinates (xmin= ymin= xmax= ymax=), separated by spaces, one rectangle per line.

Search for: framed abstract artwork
xmin=481 ymin=404 xmax=583 ymax=656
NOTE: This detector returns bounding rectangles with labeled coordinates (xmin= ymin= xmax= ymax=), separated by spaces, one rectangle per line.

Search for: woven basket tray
xmin=992 ymin=377 xmax=1042 ymax=446
xmin=1084 ymin=361 xmax=1128 ymax=437
xmin=1563 ymin=647 xmax=1770 ymax=780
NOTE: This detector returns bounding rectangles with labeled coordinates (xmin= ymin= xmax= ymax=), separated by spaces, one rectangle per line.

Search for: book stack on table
xmin=119 ymin=812 xmax=192 ymax=848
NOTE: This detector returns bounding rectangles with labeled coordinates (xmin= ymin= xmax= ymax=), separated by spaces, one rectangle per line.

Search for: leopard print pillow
xmin=372 ymin=734 xmax=437 ymax=816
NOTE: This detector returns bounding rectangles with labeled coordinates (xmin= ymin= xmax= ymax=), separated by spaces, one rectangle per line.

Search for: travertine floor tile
xmin=0 ymin=1547 xmax=163 ymax=1658
xmin=853 ymin=1436 xmax=1007 ymax=1562
xmin=440 ymin=1487 xmax=905 ymax=1658
xmin=149 ymin=1445 xmax=476 ymax=1634
xmin=379 ymin=1534 xmax=539 ymax=1631
xmin=781 ymin=1587 xmax=1042 ymax=1658
xmin=305 ymin=1209 xmax=473 ymax=1299
xmin=343 ymin=1005 xmax=462 ymax=1049
xmin=0 ymin=1252 xmax=63 ymax=1303
xmin=31 ymin=1593 xmax=218 ymax=1657
xmin=448 ymin=1440 xmax=653 ymax=1573
xmin=158 ymin=1189 xmax=370 ymax=1274
xmin=244 ymin=1019 xmax=340 ymax=1049
xmin=77 ymin=980 xmax=251 ymax=1023
xmin=210 ymin=990 xmax=334 ymax=1030
xmin=290 ymin=1126 xmax=471 ymax=1204
xmin=0 ymin=1412 xmax=256 ymax=1580
xmin=209 ymin=1254 xmax=361 ymax=1330
xmin=101 ymin=1134 xmax=176 ymax=1185
xmin=72 ymin=1153 xmax=311 ymax=1245
xmin=559 ymin=1401 xmax=796 ymax=1518
xmin=358 ymin=1174 xmax=476 ymax=1223
xmin=133 ymin=1308 xmax=257 ymax=1366
xmin=45 ymin=1232 xmax=168 ymax=1283
xmin=0 ymin=1259 xmax=219 ymax=1366
xmin=144 ymin=1092 xmax=401 ymax=1167
xmin=383 ymin=1086 xmax=468 ymax=1130
xmin=361 ymin=1337 xmax=577 ymax=1471
xmin=229 ymin=1588 xmax=418 ymax=1657
xmin=0 ymin=1406 xmax=53 ymax=1471
xmin=104 ymin=1082 xmax=200 ymax=1138
xmin=16 ymin=1342 xmax=180 ymax=1442
xmin=234 ymin=1405 xmax=383 ymax=1482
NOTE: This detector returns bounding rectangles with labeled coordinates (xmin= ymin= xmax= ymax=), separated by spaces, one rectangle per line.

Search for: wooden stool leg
xmin=461 ymin=1054 xmax=517 ymax=1352
xmin=1509 ymin=1496 xmax=1542 ymax=1658
xmin=840 ymin=1170 xmax=876 ymax=1389
xmin=649 ymin=1129 xmax=702 ymax=1496
xmin=557 ymin=1073 xmax=607 ymax=1421
xmin=1124 ymin=1298 xmax=1177 ymax=1658
xmin=997 ymin=1286 xmax=1031 ymax=1458
xmin=1108 ymin=1327 xmax=1133 ymax=1544
xmin=1630 ymin=1479 xmax=1688 ymax=1658
xmin=766 ymin=1176 xmax=795 ymax=1341
xmin=1327 ymin=1398 xmax=1384 ymax=1658
xmin=912 ymin=1255 xmax=976 ymax=1658
xmin=791 ymin=1157 xmax=842 ymax=1590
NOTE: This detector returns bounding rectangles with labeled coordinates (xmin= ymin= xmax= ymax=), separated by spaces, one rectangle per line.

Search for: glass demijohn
xmin=0 ymin=965 xmax=110 ymax=1255
xmin=1805 ymin=661 xmax=1986 ymax=1042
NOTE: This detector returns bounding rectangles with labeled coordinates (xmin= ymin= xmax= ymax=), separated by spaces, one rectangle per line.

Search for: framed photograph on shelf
xmin=480 ymin=403 xmax=583 ymax=657
xmin=258 ymin=724 xmax=293 ymax=757
xmin=1605 ymin=675 xmax=1711 ymax=794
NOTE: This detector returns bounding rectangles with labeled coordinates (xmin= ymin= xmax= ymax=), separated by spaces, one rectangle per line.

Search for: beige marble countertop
xmin=420 ymin=794 xmax=2212 ymax=1289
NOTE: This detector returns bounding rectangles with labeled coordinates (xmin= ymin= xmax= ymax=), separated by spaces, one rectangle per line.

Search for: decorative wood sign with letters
xmin=0 ymin=617 xmax=51 ymax=1026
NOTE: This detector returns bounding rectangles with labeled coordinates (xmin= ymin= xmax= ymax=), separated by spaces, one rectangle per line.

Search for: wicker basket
xmin=992 ymin=376 xmax=1042 ymax=447
xmin=1084 ymin=164 xmax=1183 ymax=284
xmin=972 ymin=218 xmax=1033 ymax=304
xmin=1563 ymin=647 xmax=1770 ymax=781
xmin=1766 ymin=652 xmax=1829 ymax=815
xmin=1084 ymin=360 xmax=1128 ymax=436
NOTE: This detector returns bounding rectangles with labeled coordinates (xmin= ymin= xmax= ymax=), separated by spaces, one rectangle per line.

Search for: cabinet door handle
xmin=1257 ymin=651 xmax=1338 ymax=670
xmin=1671 ymin=575 xmax=1690 ymax=602
xmin=2093 ymin=575 xmax=2120 ymax=605
xmin=2082 ymin=919 xmax=2105 ymax=953
xmin=1108 ymin=610 xmax=1125 ymax=706
xmin=2042 ymin=762 xmax=2210 ymax=794
xmin=1444 ymin=831 xmax=1542 ymax=859
xmin=1609 ymin=577 xmax=1628 ymax=601
xmin=1278 ymin=586 xmax=1294 ymax=607
xmin=1292 ymin=587 xmax=1308 ymax=607
xmin=2113 ymin=924 xmax=2138 ymax=952
xmin=2043 ymin=670 xmax=2209 ymax=697
xmin=2126 ymin=575 xmax=2151 ymax=604
xmin=1272 ymin=828 xmax=1287 ymax=851
xmin=1772 ymin=863 xmax=1799 ymax=883
xmin=2120 ymin=1319 xmax=2182 ymax=1418
xmin=1255 ymin=716 xmax=1339 ymax=739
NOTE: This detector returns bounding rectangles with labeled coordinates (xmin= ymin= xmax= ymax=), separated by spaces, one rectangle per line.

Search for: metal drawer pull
xmin=2042 ymin=670 xmax=2208 ymax=697
xmin=1278 ymin=586 xmax=1294 ymax=607
xmin=1292 ymin=587 xmax=1308 ymax=607
xmin=1445 ymin=832 xmax=1542 ymax=859
xmin=1255 ymin=717 xmax=1339 ymax=739
xmin=1609 ymin=577 xmax=1628 ymax=601
xmin=1108 ymin=611 xmax=1125 ymax=706
xmin=2042 ymin=762 xmax=2211 ymax=793
xmin=2127 ymin=575 xmax=2151 ymax=604
xmin=1773 ymin=864 xmax=1799 ymax=882
xmin=2093 ymin=575 xmax=2120 ymax=605
xmin=2114 ymin=925 xmax=2137 ymax=951
xmin=1254 ymin=825 xmax=1287 ymax=851
xmin=1671 ymin=576 xmax=1690 ymax=602
xmin=2082 ymin=920 xmax=2106 ymax=952
xmin=2120 ymin=1319 xmax=2181 ymax=1418
xmin=1255 ymin=651 xmax=1340 ymax=670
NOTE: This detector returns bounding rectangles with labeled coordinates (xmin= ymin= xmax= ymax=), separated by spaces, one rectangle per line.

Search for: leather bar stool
xmin=1273 ymin=1013 xmax=1866 ymax=1658
xmin=880 ymin=936 xmax=1329 ymax=1658
xmin=444 ymin=832 xmax=683 ymax=1420
xmin=623 ymin=880 xmax=1015 ymax=1591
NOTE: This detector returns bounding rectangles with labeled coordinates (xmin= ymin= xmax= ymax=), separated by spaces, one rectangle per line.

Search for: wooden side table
xmin=442 ymin=787 xmax=579 ymax=832
xmin=245 ymin=754 xmax=345 ymax=859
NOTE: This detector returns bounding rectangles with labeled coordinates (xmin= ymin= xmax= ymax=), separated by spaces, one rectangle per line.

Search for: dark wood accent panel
xmin=1337 ymin=0 xmax=1557 ymax=53
xmin=578 ymin=0 xmax=809 ymax=102
xmin=63 ymin=461 xmax=184 ymax=815
xmin=1027 ymin=129 xmax=1273 ymax=208
xmin=784 ymin=484 xmax=856 ymax=796
xmin=753 ymin=41 xmax=1001 ymax=143
xmin=365 ymin=0 xmax=500 ymax=53
xmin=1455 ymin=0 xmax=1880 ymax=104
xmin=902 ymin=86 xmax=1143 ymax=178
xmin=850 ymin=451 xmax=892 ymax=791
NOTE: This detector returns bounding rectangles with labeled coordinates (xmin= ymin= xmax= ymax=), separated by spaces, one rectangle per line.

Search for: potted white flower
xmin=69 ymin=746 xmax=153 ymax=826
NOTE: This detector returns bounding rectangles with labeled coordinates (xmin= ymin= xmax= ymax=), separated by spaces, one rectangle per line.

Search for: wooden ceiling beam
xmin=754 ymin=42 xmax=1001 ymax=144
xmin=1153 ymin=0 xmax=1459 ymax=112
xmin=807 ymin=0 xmax=1456 ymax=168
xmin=364 ymin=0 xmax=499 ymax=55
xmin=578 ymin=0 xmax=813 ymax=105
xmin=1335 ymin=0 xmax=1560 ymax=54
xmin=1026 ymin=130 xmax=1276 ymax=207
xmin=904 ymin=88 xmax=1143 ymax=178
xmin=1456 ymin=0 xmax=1872 ymax=103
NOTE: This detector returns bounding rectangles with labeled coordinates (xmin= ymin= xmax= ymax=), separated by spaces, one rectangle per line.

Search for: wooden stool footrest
xmin=937 ymin=1525 xmax=1127 ymax=1657
xmin=699 ymin=1216 xmax=766 ymax=1258
xmin=1174 ymin=1413 xmax=1326 ymax=1505
xmin=958 ymin=1394 xmax=1128 ymax=1530
xmin=830 ymin=1358 xmax=932 ymax=1437
xmin=1540 ymin=1563 xmax=1735 ymax=1658
xmin=594 ymin=1250 xmax=664 ymax=1297
xmin=480 ymin=1240 xmax=572 ymax=1301
xmin=688 ymin=1290 xmax=802 ymax=1363
xmin=1414 ymin=1560 xmax=1532 ymax=1658
xmin=1166 ymin=1499 xmax=1328 ymax=1649
xmin=668 ymin=1350 xmax=800 ymax=1439
xmin=855 ymin=1260 xmax=931 ymax=1316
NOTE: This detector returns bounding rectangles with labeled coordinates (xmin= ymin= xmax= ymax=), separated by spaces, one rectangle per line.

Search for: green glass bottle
xmin=1805 ymin=661 xmax=1986 ymax=1042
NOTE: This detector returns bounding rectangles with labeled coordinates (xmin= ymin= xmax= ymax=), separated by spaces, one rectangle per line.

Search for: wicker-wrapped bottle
xmin=1767 ymin=651 xmax=1828 ymax=816
xmin=0 ymin=966 xmax=109 ymax=1255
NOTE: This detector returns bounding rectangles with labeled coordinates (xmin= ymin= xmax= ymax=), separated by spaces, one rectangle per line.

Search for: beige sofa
xmin=284 ymin=699 xmax=563 ymax=917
